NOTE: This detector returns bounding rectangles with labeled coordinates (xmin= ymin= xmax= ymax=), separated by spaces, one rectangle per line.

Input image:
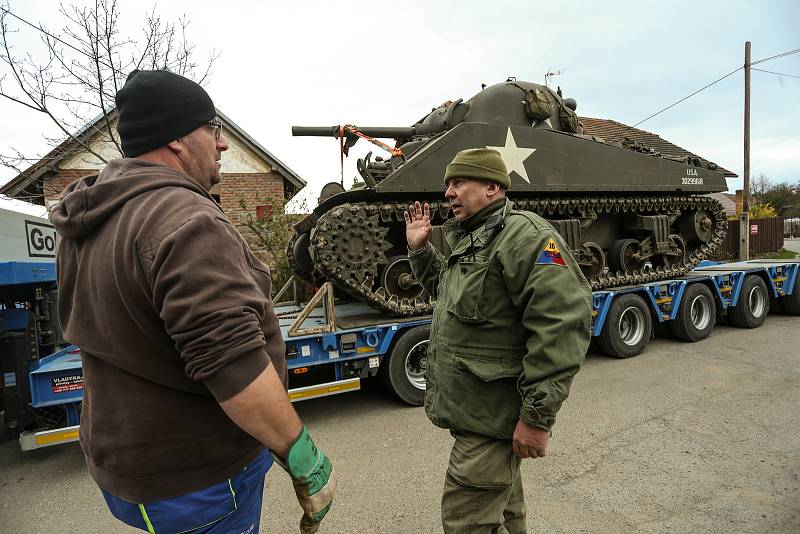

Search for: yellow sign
xmin=545 ymin=239 xmax=561 ymax=254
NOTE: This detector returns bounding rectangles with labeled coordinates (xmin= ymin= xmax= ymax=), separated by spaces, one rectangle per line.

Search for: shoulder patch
xmin=535 ymin=238 xmax=566 ymax=267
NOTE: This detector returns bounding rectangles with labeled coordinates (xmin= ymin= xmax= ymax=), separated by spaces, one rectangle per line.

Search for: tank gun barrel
xmin=292 ymin=125 xmax=420 ymax=139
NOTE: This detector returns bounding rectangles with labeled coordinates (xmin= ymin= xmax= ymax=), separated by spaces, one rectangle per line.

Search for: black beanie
xmin=115 ymin=70 xmax=216 ymax=157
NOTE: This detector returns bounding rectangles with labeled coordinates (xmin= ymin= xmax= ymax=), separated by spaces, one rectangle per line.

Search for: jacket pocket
xmin=455 ymin=356 xmax=523 ymax=382
xmin=447 ymin=259 xmax=490 ymax=322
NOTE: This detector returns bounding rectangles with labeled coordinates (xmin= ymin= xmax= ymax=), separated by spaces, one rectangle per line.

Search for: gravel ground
xmin=1 ymin=314 xmax=799 ymax=533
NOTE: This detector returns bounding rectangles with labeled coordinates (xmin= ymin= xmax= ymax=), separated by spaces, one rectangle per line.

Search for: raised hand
xmin=404 ymin=201 xmax=432 ymax=252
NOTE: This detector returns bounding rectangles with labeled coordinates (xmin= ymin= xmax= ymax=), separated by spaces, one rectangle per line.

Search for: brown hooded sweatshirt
xmin=51 ymin=158 xmax=288 ymax=503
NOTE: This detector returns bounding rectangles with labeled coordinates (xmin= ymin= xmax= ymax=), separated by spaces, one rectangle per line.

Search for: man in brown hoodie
xmin=51 ymin=70 xmax=334 ymax=534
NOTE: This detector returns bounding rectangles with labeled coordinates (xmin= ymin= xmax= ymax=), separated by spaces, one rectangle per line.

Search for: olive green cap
xmin=444 ymin=148 xmax=510 ymax=189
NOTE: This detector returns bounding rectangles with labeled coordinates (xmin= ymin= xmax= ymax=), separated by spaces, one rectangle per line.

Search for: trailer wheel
xmin=669 ymin=283 xmax=716 ymax=341
xmin=379 ymin=325 xmax=428 ymax=406
xmin=781 ymin=275 xmax=800 ymax=316
xmin=597 ymin=293 xmax=652 ymax=358
xmin=769 ymin=290 xmax=785 ymax=315
xmin=728 ymin=275 xmax=769 ymax=328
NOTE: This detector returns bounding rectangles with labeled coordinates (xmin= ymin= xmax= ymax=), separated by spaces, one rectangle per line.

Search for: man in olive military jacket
xmin=404 ymin=148 xmax=592 ymax=533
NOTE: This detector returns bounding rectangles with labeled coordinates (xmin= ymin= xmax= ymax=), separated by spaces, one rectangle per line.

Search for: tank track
xmin=307 ymin=194 xmax=727 ymax=316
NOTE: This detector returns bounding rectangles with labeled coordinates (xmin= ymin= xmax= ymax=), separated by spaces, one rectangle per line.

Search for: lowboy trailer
xmin=3 ymin=256 xmax=799 ymax=451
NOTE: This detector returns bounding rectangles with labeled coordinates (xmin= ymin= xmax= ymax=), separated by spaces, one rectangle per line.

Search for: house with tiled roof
xmin=0 ymin=109 xmax=305 ymax=222
xmin=706 ymin=192 xmax=738 ymax=217
xmin=579 ymin=117 xmax=736 ymax=178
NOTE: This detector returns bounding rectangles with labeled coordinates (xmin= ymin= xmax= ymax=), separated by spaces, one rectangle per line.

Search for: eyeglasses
xmin=207 ymin=119 xmax=222 ymax=140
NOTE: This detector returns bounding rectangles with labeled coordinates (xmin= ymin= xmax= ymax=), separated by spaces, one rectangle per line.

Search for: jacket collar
xmin=445 ymin=198 xmax=512 ymax=261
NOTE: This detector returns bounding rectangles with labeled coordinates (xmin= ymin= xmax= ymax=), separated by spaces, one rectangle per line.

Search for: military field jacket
xmin=409 ymin=199 xmax=592 ymax=440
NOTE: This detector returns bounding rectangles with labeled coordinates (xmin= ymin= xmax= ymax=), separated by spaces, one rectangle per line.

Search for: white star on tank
xmin=486 ymin=128 xmax=537 ymax=183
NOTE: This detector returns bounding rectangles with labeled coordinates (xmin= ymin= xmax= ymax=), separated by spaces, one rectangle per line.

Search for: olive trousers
xmin=441 ymin=430 xmax=527 ymax=534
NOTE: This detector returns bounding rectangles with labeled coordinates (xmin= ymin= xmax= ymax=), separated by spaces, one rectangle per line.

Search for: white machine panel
xmin=0 ymin=207 xmax=56 ymax=262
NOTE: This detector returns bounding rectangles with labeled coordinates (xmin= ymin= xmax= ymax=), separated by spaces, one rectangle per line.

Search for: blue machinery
xmin=1 ymin=261 xmax=76 ymax=449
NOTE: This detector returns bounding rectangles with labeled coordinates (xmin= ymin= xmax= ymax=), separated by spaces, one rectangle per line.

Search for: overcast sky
xmin=1 ymin=0 xmax=798 ymax=216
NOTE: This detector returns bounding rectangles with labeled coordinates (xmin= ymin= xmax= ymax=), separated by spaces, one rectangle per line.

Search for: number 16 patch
xmin=535 ymin=238 xmax=566 ymax=266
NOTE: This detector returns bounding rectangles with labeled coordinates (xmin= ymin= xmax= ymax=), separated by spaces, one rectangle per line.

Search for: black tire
xmin=728 ymin=275 xmax=769 ymax=328
xmin=781 ymin=273 xmax=800 ymax=316
xmin=769 ymin=291 xmax=786 ymax=315
xmin=378 ymin=325 xmax=428 ymax=406
xmin=597 ymin=293 xmax=652 ymax=358
xmin=715 ymin=301 xmax=729 ymax=326
xmin=669 ymin=283 xmax=716 ymax=342
xmin=653 ymin=320 xmax=672 ymax=339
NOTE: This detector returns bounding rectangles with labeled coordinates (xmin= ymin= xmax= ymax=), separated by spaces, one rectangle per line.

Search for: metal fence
xmin=786 ymin=218 xmax=800 ymax=238
xmin=709 ymin=217 xmax=784 ymax=260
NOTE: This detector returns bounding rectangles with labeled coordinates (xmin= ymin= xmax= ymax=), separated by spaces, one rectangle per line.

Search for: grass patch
xmin=755 ymin=248 xmax=798 ymax=260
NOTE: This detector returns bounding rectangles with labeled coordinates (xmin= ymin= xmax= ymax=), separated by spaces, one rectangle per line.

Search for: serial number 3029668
xmin=682 ymin=176 xmax=704 ymax=185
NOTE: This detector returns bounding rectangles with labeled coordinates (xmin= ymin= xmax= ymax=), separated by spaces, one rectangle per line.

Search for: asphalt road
xmin=2 ymin=314 xmax=799 ymax=533
xmin=783 ymin=238 xmax=800 ymax=256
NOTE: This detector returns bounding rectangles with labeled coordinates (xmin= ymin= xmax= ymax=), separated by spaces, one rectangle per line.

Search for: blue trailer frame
xmin=273 ymin=290 xmax=431 ymax=403
xmin=5 ymin=259 xmax=799 ymax=450
xmin=588 ymin=260 xmax=799 ymax=357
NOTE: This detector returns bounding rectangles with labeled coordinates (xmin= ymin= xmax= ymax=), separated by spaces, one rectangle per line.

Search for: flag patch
xmin=536 ymin=239 xmax=566 ymax=266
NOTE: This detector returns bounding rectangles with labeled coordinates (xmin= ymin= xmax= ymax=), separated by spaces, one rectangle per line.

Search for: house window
xmin=255 ymin=205 xmax=273 ymax=221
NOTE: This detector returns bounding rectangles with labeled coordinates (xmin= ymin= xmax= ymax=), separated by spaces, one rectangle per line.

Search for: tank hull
xmin=374 ymin=123 xmax=727 ymax=195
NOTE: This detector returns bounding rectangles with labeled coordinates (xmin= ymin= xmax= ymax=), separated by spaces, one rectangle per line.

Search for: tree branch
xmin=0 ymin=0 xmax=217 ymax=171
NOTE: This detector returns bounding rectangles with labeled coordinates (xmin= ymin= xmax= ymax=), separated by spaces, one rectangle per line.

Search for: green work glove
xmin=275 ymin=426 xmax=336 ymax=534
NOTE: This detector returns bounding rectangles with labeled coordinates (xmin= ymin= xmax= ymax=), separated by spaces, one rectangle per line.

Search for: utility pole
xmin=739 ymin=41 xmax=751 ymax=261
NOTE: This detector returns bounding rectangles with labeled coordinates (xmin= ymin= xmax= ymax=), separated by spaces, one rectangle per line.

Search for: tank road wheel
xmin=378 ymin=325 xmax=428 ymax=406
xmin=579 ymin=242 xmax=606 ymax=280
xmin=669 ymin=283 xmax=716 ymax=341
xmin=608 ymin=239 xmax=644 ymax=274
xmin=381 ymin=256 xmax=424 ymax=300
xmin=659 ymin=234 xmax=686 ymax=269
xmin=598 ymin=293 xmax=653 ymax=358
xmin=679 ymin=209 xmax=714 ymax=244
xmin=728 ymin=275 xmax=769 ymax=328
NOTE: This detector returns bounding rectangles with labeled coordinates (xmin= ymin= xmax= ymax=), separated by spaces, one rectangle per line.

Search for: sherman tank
xmin=289 ymin=79 xmax=729 ymax=316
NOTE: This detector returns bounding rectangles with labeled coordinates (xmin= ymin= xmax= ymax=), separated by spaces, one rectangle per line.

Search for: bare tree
xmin=0 ymin=0 xmax=219 ymax=175
xmin=750 ymin=172 xmax=772 ymax=201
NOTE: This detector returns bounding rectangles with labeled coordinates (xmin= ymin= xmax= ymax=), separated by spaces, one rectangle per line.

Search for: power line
xmin=632 ymin=66 xmax=742 ymax=127
xmin=752 ymin=67 xmax=800 ymax=80
xmin=0 ymin=5 xmax=114 ymax=70
xmin=752 ymin=48 xmax=800 ymax=65
xmin=633 ymin=46 xmax=800 ymax=128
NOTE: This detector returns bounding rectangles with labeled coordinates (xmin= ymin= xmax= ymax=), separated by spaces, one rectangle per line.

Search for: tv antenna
xmin=544 ymin=67 xmax=566 ymax=88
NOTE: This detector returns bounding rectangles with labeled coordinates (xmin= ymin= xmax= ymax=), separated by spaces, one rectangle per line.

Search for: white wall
xmin=60 ymin=117 xmax=273 ymax=175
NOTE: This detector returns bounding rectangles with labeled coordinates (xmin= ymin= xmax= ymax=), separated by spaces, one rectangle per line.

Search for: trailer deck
xmin=5 ymin=259 xmax=799 ymax=450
